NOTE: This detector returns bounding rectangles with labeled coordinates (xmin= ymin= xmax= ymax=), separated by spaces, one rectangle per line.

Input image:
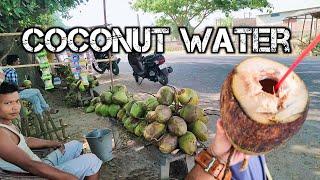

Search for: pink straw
xmin=275 ymin=34 xmax=320 ymax=91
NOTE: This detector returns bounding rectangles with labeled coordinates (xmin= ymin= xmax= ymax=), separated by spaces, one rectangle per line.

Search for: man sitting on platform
xmin=3 ymin=54 xmax=58 ymax=118
xmin=0 ymin=82 xmax=102 ymax=180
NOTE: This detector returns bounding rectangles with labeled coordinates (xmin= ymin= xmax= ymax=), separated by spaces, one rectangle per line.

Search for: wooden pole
xmin=103 ymin=0 xmax=114 ymax=89
xmin=309 ymin=16 xmax=314 ymax=44
xmin=301 ymin=15 xmax=307 ymax=41
xmin=315 ymin=18 xmax=318 ymax=37
xmin=1 ymin=58 xmax=113 ymax=69
xmin=0 ymin=32 xmax=22 ymax=37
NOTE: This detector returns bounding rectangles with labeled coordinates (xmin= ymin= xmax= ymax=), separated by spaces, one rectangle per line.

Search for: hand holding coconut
xmin=220 ymin=57 xmax=309 ymax=154
xmin=208 ymin=119 xmax=250 ymax=166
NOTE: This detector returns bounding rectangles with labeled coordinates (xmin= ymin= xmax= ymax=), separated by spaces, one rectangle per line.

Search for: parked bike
xmin=128 ymin=52 xmax=173 ymax=85
xmin=92 ymin=51 xmax=121 ymax=75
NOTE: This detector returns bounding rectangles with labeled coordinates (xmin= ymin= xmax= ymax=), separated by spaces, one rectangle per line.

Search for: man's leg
xmin=42 ymin=140 xmax=102 ymax=179
xmin=31 ymin=88 xmax=50 ymax=110
xmin=55 ymin=153 xmax=102 ymax=180
xmin=19 ymin=89 xmax=46 ymax=115
xmin=42 ymin=140 xmax=83 ymax=166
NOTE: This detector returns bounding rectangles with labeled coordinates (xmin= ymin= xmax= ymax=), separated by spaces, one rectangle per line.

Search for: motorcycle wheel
xmin=158 ymin=71 xmax=168 ymax=86
xmin=92 ymin=62 xmax=107 ymax=74
xmin=134 ymin=75 xmax=139 ymax=83
xmin=112 ymin=63 xmax=120 ymax=75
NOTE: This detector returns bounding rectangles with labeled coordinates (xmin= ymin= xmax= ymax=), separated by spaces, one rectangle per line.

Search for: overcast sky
xmin=62 ymin=0 xmax=320 ymax=28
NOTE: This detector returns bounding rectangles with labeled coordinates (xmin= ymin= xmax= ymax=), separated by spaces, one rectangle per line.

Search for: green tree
xmin=133 ymin=0 xmax=270 ymax=32
xmin=0 ymin=0 xmax=88 ymax=32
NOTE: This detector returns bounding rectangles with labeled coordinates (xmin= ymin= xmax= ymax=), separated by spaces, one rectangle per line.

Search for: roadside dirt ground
xmin=43 ymin=72 xmax=320 ymax=180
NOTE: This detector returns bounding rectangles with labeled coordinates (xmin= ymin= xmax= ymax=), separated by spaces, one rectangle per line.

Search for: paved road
xmin=98 ymin=54 xmax=320 ymax=180
xmin=117 ymin=54 xmax=320 ymax=109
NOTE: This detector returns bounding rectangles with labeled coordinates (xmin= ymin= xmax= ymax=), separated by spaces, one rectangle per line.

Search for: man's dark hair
xmin=0 ymin=82 xmax=19 ymax=94
xmin=6 ymin=55 xmax=19 ymax=65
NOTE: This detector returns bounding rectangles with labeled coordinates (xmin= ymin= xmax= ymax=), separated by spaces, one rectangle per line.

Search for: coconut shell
xmin=143 ymin=122 xmax=166 ymax=141
xmin=155 ymin=105 xmax=172 ymax=123
xmin=168 ymin=116 xmax=187 ymax=136
xmin=157 ymin=86 xmax=175 ymax=105
xmin=145 ymin=111 xmax=157 ymax=123
xmin=159 ymin=134 xmax=178 ymax=154
xmin=220 ymin=69 xmax=309 ymax=154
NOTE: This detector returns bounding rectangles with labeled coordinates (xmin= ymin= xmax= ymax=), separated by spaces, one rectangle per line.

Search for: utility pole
xmin=103 ymin=0 xmax=114 ymax=88
xmin=137 ymin=13 xmax=141 ymax=27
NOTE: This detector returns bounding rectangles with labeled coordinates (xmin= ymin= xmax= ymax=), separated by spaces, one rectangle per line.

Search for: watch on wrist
xmin=195 ymin=149 xmax=231 ymax=180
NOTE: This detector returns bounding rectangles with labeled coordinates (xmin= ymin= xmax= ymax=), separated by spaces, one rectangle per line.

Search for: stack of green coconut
xmin=65 ymin=74 xmax=99 ymax=107
xmin=66 ymin=74 xmax=99 ymax=93
xmin=86 ymin=85 xmax=209 ymax=155
xmin=85 ymin=85 xmax=130 ymax=116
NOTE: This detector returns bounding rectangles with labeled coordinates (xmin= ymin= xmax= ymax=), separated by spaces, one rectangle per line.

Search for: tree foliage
xmin=133 ymin=0 xmax=271 ymax=31
xmin=0 ymin=0 xmax=88 ymax=32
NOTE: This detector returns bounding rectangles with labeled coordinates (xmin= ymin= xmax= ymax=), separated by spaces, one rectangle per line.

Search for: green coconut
xmin=100 ymin=91 xmax=113 ymax=104
xmin=143 ymin=122 xmax=166 ymax=141
xmin=85 ymin=105 xmax=95 ymax=113
xmin=124 ymin=117 xmax=133 ymax=129
xmin=179 ymin=105 xmax=205 ymax=123
xmin=168 ymin=116 xmax=187 ymax=136
xmin=130 ymin=101 xmax=146 ymax=118
xmin=157 ymin=86 xmax=175 ymax=105
xmin=177 ymin=88 xmax=199 ymax=105
xmin=109 ymin=104 xmax=121 ymax=118
xmin=100 ymin=104 xmax=110 ymax=117
xmin=145 ymin=97 xmax=159 ymax=111
xmin=22 ymin=80 xmax=32 ymax=88
xmin=178 ymin=131 xmax=197 ymax=155
xmin=90 ymin=97 xmax=101 ymax=106
xmin=159 ymin=134 xmax=178 ymax=154
xmin=196 ymin=115 xmax=209 ymax=125
xmin=95 ymin=103 xmax=103 ymax=116
xmin=125 ymin=118 xmax=140 ymax=133
xmin=117 ymin=108 xmax=126 ymax=120
xmin=79 ymin=82 xmax=86 ymax=92
xmin=190 ymin=121 xmax=208 ymax=142
xmin=112 ymin=84 xmax=127 ymax=94
xmin=122 ymin=116 xmax=131 ymax=124
xmin=124 ymin=100 xmax=136 ymax=114
xmin=145 ymin=111 xmax=157 ymax=123
xmin=134 ymin=121 xmax=148 ymax=137
xmin=112 ymin=90 xmax=128 ymax=105
xmin=154 ymin=105 xmax=172 ymax=123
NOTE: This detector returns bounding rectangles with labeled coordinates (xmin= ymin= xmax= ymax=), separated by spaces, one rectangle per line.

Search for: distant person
xmin=0 ymin=82 xmax=102 ymax=179
xmin=3 ymin=55 xmax=58 ymax=117
xmin=186 ymin=119 xmax=270 ymax=180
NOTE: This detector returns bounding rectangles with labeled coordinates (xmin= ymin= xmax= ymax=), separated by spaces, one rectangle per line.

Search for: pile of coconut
xmin=85 ymin=85 xmax=209 ymax=155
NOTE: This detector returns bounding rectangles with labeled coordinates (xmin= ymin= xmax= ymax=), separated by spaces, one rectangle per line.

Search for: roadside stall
xmin=285 ymin=7 xmax=320 ymax=55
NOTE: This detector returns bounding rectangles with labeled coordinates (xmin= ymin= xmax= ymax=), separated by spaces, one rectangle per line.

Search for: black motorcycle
xmin=128 ymin=52 xmax=173 ymax=85
xmin=92 ymin=51 xmax=121 ymax=75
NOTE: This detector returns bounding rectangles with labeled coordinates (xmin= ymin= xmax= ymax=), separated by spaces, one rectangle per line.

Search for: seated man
xmin=186 ymin=119 xmax=269 ymax=180
xmin=0 ymin=82 xmax=102 ymax=179
xmin=3 ymin=54 xmax=58 ymax=117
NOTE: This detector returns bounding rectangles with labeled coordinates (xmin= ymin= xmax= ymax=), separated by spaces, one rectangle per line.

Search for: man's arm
xmin=186 ymin=119 xmax=251 ymax=180
xmin=25 ymin=137 xmax=62 ymax=149
xmin=0 ymin=131 xmax=76 ymax=179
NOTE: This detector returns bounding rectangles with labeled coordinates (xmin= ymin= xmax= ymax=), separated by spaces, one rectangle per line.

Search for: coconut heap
xmin=65 ymin=74 xmax=99 ymax=107
xmin=85 ymin=85 xmax=129 ymax=117
xmin=86 ymin=85 xmax=209 ymax=155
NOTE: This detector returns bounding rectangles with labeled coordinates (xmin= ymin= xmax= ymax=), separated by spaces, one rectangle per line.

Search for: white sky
xmin=62 ymin=0 xmax=320 ymax=28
